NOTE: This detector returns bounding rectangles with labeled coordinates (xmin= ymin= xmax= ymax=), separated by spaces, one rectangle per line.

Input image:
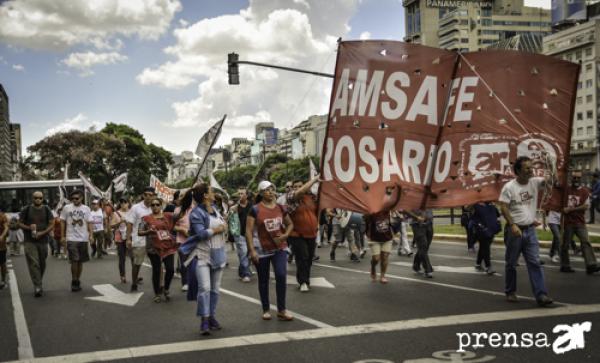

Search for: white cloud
xmin=138 ymin=0 xmax=359 ymax=145
xmin=61 ymin=51 xmax=128 ymax=76
xmin=12 ymin=64 xmax=24 ymax=71
xmin=359 ymin=31 xmax=371 ymax=40
xmin=45 ymin=113 xmax=105 ymax=136
xmin=0 ymin=0 xmax=182 ymax=50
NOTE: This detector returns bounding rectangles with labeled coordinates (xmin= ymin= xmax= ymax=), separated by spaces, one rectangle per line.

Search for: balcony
xmin=570 ymin=147 xmax=597 ymax=155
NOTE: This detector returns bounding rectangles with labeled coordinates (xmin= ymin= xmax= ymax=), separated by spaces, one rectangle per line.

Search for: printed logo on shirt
xmin=568 ymin=194 xmax=581 ymax=208
xmin=264 ymin=217 xmax=282 ymax=232
xmin=520 ymin=191 xmax=533 ymax=202
xmin=375 ymin=219 xmax=391 ymax=233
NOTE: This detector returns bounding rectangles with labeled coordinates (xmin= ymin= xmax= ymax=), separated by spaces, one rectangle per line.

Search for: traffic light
xmin=228 ymin=52 xmax=239 ymax=85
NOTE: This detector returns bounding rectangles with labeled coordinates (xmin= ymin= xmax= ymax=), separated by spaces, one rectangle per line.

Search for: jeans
xmin=561 ymin=225 xmax=598 ymax=268
xmin=147 ymin=253 xmax=175 ymax=295
xmin=288 ymin=237 xmax=316 ymax=285
xmin=24 ymin=242 xmax=48 ymax=288
xmin=504 ymin=225 xmax=548 ymax=299
xmin=257 ymin=250 xmax=287 ymax=312
xmin=196 ymin=263 xmax=224 ymax=317
xmin=548 ymin=223 xmax=561 ymax=257
xmin=412 ymin=223 xmax=433 ymax=273
xmin=234 ymin=235 xmax=251 ymax=278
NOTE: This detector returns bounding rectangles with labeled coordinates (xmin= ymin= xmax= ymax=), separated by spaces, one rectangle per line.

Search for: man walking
xmin=235 ymin=188 xmax=253 ymax=282
xmin=560 ymin=170 xmax=600 ymax=274
xmin=589 ymin=173 xmax=600 ymax=224
xmin=286 ymin=176 xmax=320 ymax=292
xmin=126 ymin=187 xmax=155 ymax=292
xmin=498 ymin=156 xmax=553 ymax=307
xmin=19 ymin=191 xmax=54 ymax=297
xmin=60 ymin=190 xmax=93 ymax=292
xmin=406 ymin=209 xmax=434 ymax=278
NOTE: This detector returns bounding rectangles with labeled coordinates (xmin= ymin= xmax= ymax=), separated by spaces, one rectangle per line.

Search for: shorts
xmin=369 ymin=240 xmax=393 ymax=255
xmin=131 ymin=247 xmax=146 ymax=265
xmin=67 ymin=242 xmax=90 ymax=263
xmin=0 ymin=250 xmax=6 ymax=264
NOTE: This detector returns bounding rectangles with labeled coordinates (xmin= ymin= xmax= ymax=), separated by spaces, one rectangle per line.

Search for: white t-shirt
xmin=499 ymin=177 xmax=543 ymax=226
xmin=276 ymin=194 xmax=287 ymax=206
xmin=60 ymin=204 xmax=92 ymax=242
xmin=126 ymin=202 xmax=152 ymax=247
xmin=547 ymin=210 xmax=561 ymax=225
xmin=90 ymin=209 xmax=105 ymax=232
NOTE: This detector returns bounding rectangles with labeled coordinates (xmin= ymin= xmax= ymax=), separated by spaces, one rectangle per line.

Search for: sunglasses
xmin=71 ymin=197 xmax=81 ymax=201
xmin=151 ymin=203 xmax=161 ymax=207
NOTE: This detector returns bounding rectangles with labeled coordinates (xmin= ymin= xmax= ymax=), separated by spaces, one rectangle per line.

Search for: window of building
xmin=577 ymin=127 xmax=583 ymax=136
xmin=586 ymin=47 xmax=593 ymax=57
xmin=586 ymin=162 xmax=591 ymax=170
xmin=588 ymin=110 xmax=594 ymax=119
xmin=586 ymin=63 xmax=593 ymax=72
xmin=577 ymin=97 xmax=583 ymax=104
xmin=577 ymin=81 xmax=582 ymax=89
xmin=482 ymin=8 xmax=492 ymax=17
xmin=566 ymin=54 xmax=572 ymax=61
xmin=576 ymin=50 xmax=582 ymax=60
xmin=586 ymin=79 xmax=593 ymax=88
xmin=482 ymin=18 xmax=492 ymax=26
xmin=461 ymin=38 xmax=469 ymax=43
xmin=587 ymin=95 xmax=593 ymax=103
xmin=587 ymin=126 xmax=594 ymax=135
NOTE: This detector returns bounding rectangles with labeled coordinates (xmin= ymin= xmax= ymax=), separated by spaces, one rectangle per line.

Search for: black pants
xmin=412 ymin=223 xmax=433 ymax=273
xmin=147 ymin=253 xmax=175 ymax=295
xmin=117 ymin=242 xmax=127 ymax=277
xmin=466 ymin=226 xmax=476 ymax=249
xmin=178 ymin=250 xmax=188 ymax=286
xmin=288 ymin=237 xmax=316 ymax=285
xmin=476 ymin=236 xmax=492 ymax=268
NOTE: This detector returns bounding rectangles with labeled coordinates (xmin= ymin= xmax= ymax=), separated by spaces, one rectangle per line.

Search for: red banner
xmin=319 ymin=41 xmax=579 ymax=214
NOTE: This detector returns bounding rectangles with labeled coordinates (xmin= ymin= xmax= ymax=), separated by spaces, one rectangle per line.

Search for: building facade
xmin=0 ymin=85 xmax=11 ymax=181
xmin=404 ymin=0 xmax=551 ymax=51
xmin=544 ymin=19 xmax=600 ymax=172
xmin=9 ymin=123 xmax=21 ymax=181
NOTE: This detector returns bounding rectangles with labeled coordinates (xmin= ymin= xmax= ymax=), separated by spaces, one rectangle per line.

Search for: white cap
xmin=258 ymin=180 xmax=274 ymax=192
xmin=92 ymin=199 xmax=99 ymax=204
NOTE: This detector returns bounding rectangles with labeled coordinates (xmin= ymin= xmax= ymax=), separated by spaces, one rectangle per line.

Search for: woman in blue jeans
xmin=245 ymin=181 xmax=294 ymax=321
xmin=180 ymin=182 xmax=228 ymax=336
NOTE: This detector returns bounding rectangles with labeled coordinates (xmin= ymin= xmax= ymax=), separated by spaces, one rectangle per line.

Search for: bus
xmin=0 ymin=179 xmax=85 ymax=213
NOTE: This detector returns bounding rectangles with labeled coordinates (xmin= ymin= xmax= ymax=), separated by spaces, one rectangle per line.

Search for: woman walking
xmin=139 ymin=198 xmax=178 ymax=303
xmin=112 ymin=199 xmax=130 ymax=283
xmin=245 ymin=181 xmax=294 ymax=321
xmin=173 ymin=190 xmax=194 ymax=292
xmin=179 ymin=183 xmax=228 ymax=336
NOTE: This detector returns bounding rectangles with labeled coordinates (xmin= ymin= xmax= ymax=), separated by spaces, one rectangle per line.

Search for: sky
xmin=0 ymin=0 xmax=550 ymax=155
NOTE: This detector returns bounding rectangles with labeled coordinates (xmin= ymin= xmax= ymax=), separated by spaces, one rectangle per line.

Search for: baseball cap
xmin=258 ymin=181 xmax=274 ymax=192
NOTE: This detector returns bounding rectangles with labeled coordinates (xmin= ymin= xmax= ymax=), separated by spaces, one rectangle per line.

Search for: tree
xmin=24 ymin=124 xmax=172 ymax=197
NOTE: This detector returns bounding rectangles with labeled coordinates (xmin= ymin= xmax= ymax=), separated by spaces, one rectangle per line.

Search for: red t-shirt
xmin=564 ymin=186 xmax=590 ymax=226
xmin=250 ymin=203 xmax=288 ymax=253
xmin=365 ymin=211 xmax=393 ymax=242
xmin=289 ymin=194 xmax=318 ymax=238
xmin=142 ymin=213 xmax=177 ymax=258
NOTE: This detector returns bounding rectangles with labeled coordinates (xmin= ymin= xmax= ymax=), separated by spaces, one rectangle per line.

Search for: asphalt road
xmin=1 ymin=237 xmax=600 ymax=363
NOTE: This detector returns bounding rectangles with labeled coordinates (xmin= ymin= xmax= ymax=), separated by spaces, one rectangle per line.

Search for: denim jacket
xmin=178 ymin=205 xmax=213 ymax=256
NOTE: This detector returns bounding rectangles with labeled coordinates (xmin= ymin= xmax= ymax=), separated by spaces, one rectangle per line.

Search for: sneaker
xmin=406 ymin=252 xmax=414 ymax=257
xmin=241 ymin=277 xmax=251 ymax=283
xmin=485 ymin=267 xmax=496 ymax=275
xmin=153 ymin=295 xmax=162 ymax=303
xmin=551 ymin=255 xmax=560 ymax=263
xmin=130 ymin=284 xmax=138 ymax=292
xmin=329 ymin=251 xmax=335 ymax=261
xmin=313 ymin=255 xmax=320 ymax=261
xmin=475 ymin=265 xmax=485 ymax=272
xmin=560 ymin=266 xmax=576 ymax=273
xmin=277 ymin=311 xmax=294 ymax=321
xmin=163 ymin=290 xmax=170 ymax=302
xmin=71 ymin=281 xmax=82 ymax=292
xmin=586 ymin=265 xmax=600 ymax=275
xmin=412 ymin=267 xmax=422 ymax=275
xmin=300 ymin=283 xmax=309 ymax=292
xmin=350 ymin=253 xmax=360 ymax=262
xmin=34 ymin=287 xmax=43 ymax=297
xmin=506 ymin=293 xmax=518 ymax=302
xmin=360 ymin=249 xmax=367 ymax=259
xmin=208 ymin=316 xmax=221 ymax=330
xmin=397 ymin=249 xmax=403 ymax=256
xmin=200 ymin=319 xmax=211 ymax=336
xmin=536 ymin=294 xmax=554 ymax=307
xmin=424 ymin=272 xmax=433 ymax=279
xmin=262 ymin=311 xmax=272 ymax=320
xmin=181 ymin=284 xmax=189 ymax=291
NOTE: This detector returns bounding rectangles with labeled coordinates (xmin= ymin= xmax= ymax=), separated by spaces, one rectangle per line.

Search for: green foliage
xmin=24 ymin=124 xmax=172 ymax=197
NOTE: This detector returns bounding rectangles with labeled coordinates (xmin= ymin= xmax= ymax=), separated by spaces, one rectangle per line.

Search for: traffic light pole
xmin=235 ymin=60 xmax=334 ymax=78
xmin=228 ymin=52 xmax=334 ymax=84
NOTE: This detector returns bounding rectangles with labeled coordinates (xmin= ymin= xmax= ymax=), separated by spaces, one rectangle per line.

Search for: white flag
xmin=78 ymin=171 xmax=103 ymax=198
xmin=112 ymin=172 xmax=128 ymax=193
xmin=309 ymin=159 xmax=319 ymax=194
xmin=210 ymin=172 xmax=229 ymax=199
xmin=195 ymin=116 xmax=226 ymax=159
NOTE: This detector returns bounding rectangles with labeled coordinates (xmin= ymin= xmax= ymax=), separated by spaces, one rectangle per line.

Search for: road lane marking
xmin=220 ymin=288 xmax=334 ymax=329
xmin=85 ymin=284 xmax=143 ymax=307
xmin=140 ymin=261 xmax=333 ymax=328
xmin=427 ymin=253 xmax=586 ymax=272
xmin=7 ymin=259 xmax=35 ymax=359
xmin=390 ymin=261 xmax=503 ymax=276
xmin=11 ymin=303 xmax=600 ymax=363
xmin=313 ymin=263 xmax=566 ymax=304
